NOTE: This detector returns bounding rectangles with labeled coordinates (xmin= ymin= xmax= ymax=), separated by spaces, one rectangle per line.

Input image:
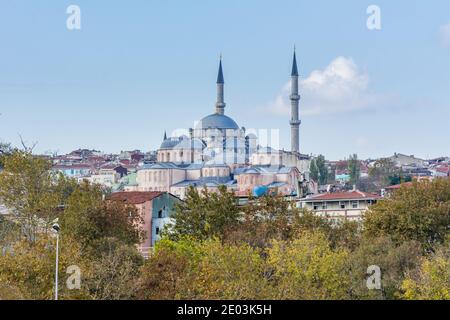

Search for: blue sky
xmin=0 ymin=0 xmax=449 ymax=160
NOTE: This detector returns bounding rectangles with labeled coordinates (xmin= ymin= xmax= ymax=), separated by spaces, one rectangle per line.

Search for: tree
xmin=309 ymin=155 xmax=328 ymax=185
xmin=0 ymin=151 xmax=67 ymax=242
xmin=0 ymin=151 xmax=145 ymax=300
xmin=167 ymin=186 xmax=240 ymax=241
xmin=309 ymin=158 xmax=319 ymax=182
xmin=347 ymin=236 xmax=421 ymax=299
xmin=347 ymin=154 xmax=360 ymax=185
xmin=226 ymin=193 xmax=298 ymax=248
xmin=364 ymin=178 xmax=450 ymax=251
xmin=0 ymin=235 xmax=91 ymax=300
xmin=194 ymin=240 xmax=269 ymax=299
xmin=137 ymin=238 xmax=201 ymax=300
xmin=0 ymin=142 xmax=14 ymax=168
xmin=292 ymin=211 xmax=361 ymax=250
xmin=368 ymin=158 xmax=398 ymax=188
xmin=267 ymin=231 xmax=352 ymax=300
xmin=401 ymin=246 xmax=450 ymax=300
xmin=0 ymin=215 xmax=20 ymax=248
xmin=86 ymin=238 xmax=144 ymax=300
xmin=59 ymin=181 xmax=144 ymax=252
xmin=317 ymin=155 xmax=328 ymax=185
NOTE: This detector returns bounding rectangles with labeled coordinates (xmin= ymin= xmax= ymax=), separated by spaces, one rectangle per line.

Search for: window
xmin=340 ymin=201 xmax=346 ymax=209
xmin=155 ymin=227 xmax=160 ymax=235
xmin=313 ymin=203 xmax=319 ymax=210
xmin=158 ymin=209 xmax=163 ymax=219
xmin=352 ymin=201 xmax=358 ymax=209
xmin=321 ymin=202 xmax=327 ymax=210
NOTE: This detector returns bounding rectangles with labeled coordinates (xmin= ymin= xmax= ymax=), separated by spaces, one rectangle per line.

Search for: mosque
xmin=127 ymin=51 xmax=313 ymax=199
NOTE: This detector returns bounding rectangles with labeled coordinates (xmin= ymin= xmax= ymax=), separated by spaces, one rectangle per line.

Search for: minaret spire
xmin=164 ymin=131 xmax=167 ymax=140
xmin=291 ymin=47 xmax=299 ymax=76
xmin=290 ymin=48 xmax=301 ymax=153
xmin=215 ymin=55 xmax=226 ymax=115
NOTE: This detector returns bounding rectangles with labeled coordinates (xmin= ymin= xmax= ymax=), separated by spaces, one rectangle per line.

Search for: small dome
xmin=160 ymin=138 xmax=180 ymax=150
xmin=196 ymin=113 xmax=239 ymax=130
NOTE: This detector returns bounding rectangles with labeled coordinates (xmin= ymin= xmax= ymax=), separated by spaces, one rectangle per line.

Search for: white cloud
xmin=439 ymin=23 xmax=450 ymax=47
xmin=268 ymin=56 xmax=383 ymax=116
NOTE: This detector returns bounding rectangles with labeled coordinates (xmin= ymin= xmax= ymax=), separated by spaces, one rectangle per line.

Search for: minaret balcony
xmin=290 ymin=94 xmax=300 ymax=101
xmin=290 ymin=120 xmax=301 ymax=126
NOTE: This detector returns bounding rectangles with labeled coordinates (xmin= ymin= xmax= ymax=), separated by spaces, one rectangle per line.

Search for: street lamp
xmin=52 ymin=222 xmax=60 ymax=301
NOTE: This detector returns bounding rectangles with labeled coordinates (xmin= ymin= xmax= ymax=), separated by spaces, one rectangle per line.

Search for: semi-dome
xmin=160 ymin=136 xmax=206 ymax=150
xmin=196 ymin=113 xmax=239 ymax=130
xmin=173 ymin=138 xmax=206 ymax=150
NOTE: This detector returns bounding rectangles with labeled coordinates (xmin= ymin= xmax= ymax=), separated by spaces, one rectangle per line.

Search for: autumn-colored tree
xmin=0 ymin=235 xmax=91 ymax=300
xmin=364 ymin=178 xmax=450 ymax=251
xmin=0 ymin=151 xmax=68 ymax=241
xmin=347 ymin=236 xmax=422 ymax=300
xmin=225 ymin=193 xmax=296 ymax=248
xmin=194 ymin=240 xmax=269 ymax=299
xmin=401 ymin=245 xmax=450 ymax=300
xmin=0 ymin=152 xmax=145 ymax=300
xmin=0 ymin=142 xmax=14 ymax=168
xmin=292 ymin=211 xmax=361 ymax=250
xmin=85 ymin=238 xmax=144 ymax=300
xmin=267 ymin=231 xmax=352 ymax=300
xmin=60 ymin=181 xmax=144 ymax=252
xmin=137 ymin=238 xmax=201 ymax=300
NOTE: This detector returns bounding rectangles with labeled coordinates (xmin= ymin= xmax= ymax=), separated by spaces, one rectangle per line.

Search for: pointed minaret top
xmin=291 ymin=49 xmax=299 ymax=77
xmin=163 ymin=131 xmax=167 ymax=140
xmin=217 ymin=56 xmax=224 ymax=84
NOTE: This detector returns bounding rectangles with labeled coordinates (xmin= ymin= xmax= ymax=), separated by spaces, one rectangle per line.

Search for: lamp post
xmin=52 ymin=223 xmax=60 ymax=301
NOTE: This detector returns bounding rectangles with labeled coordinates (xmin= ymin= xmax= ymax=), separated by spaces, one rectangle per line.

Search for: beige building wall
xmin=136 ymin=168 xmax=186 ymax=192
xmin=300 ymin=199 xmax=375 ymax=222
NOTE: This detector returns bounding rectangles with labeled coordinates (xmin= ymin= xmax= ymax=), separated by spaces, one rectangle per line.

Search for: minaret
xmin=290 ymin=49 xmax=301 ymax=153
xmin=215 ymin=56 xmax=226 ymax=115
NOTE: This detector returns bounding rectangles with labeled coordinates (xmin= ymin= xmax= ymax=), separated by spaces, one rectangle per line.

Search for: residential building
xmin=298 ymin=190 xmax=381 ymax=222
xmin=106 ymin=191 xmax=181 ymax=251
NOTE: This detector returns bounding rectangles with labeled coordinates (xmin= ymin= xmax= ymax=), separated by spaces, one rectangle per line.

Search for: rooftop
xmin=106 ymin=191 xmax=164 ymax=204
xmin=304 ymin=190 xmax=381 ymax=201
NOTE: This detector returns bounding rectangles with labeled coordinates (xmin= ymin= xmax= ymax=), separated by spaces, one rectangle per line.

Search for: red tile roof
xmin=106 ymin=192 xmax=164 ymax=204
xmin=384 ymin=182 xmax=414 ymax=190
xmin=306 ymin=190 xmax=381 ymax=201
xmin=53 ymin=164 xmax=93 ymax=170
xmin=436 ymin=166 xmax=450 ymax=174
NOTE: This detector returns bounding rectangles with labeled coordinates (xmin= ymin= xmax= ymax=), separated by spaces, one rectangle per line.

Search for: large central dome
xmin=196 ymin=113 xmax=239 ymax=130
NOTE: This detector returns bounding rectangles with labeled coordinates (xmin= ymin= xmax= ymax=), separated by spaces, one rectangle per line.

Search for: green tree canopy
xmin=167 ymin=186 xmax=240 ymax=241
xmin=364 ymin=178 xmax=450 ymax=251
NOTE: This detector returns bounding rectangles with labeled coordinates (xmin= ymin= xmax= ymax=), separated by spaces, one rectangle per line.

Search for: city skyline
xmin=1 ymin=1 xmax=449 ymax=160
